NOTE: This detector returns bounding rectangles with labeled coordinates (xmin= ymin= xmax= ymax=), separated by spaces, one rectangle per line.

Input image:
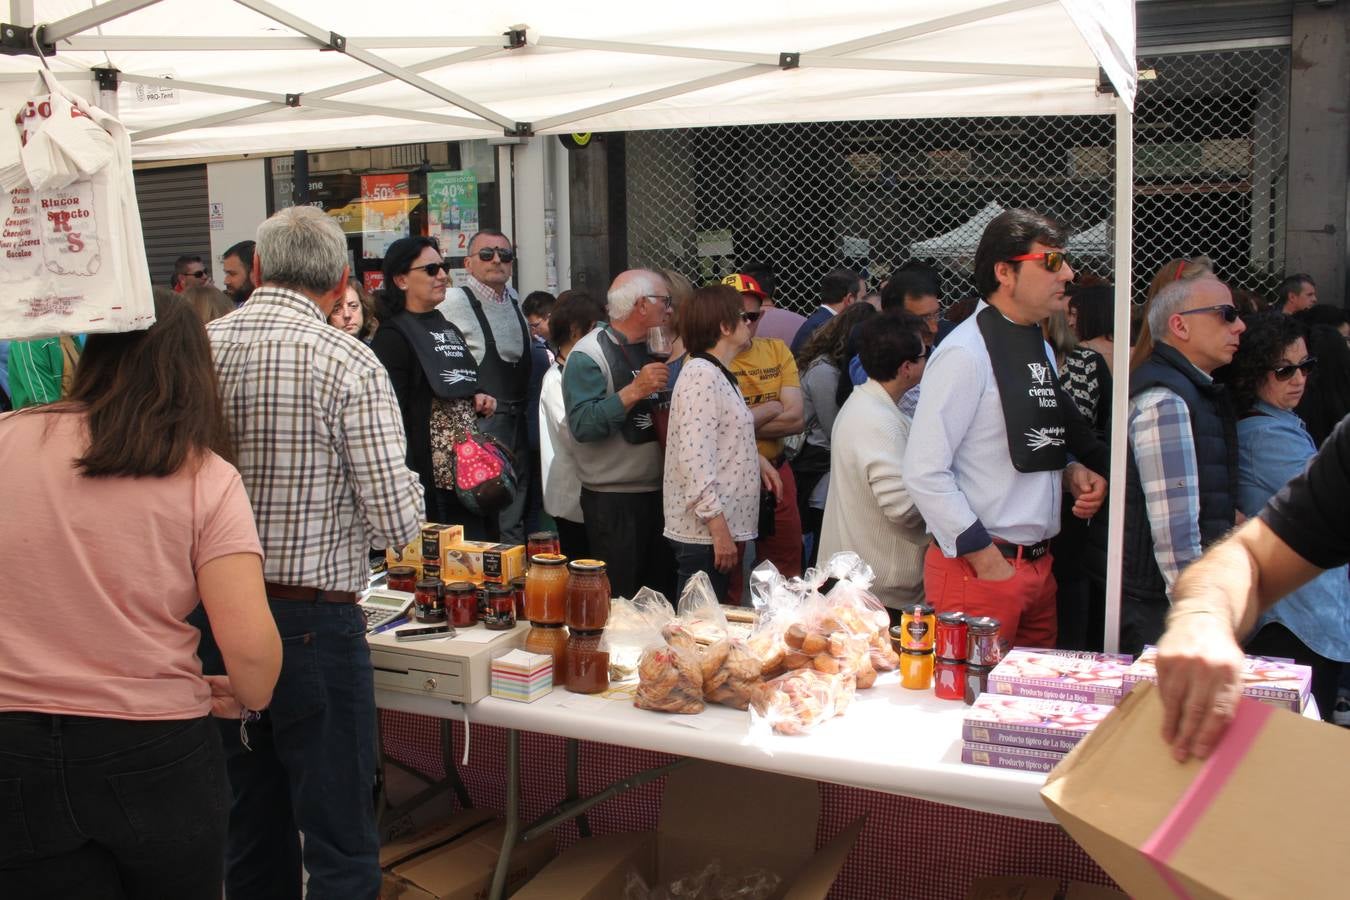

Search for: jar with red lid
xmin=523 ymin=623 xmax=568 ymax=686
xmin=527 ymin=531 xmax=561 ymax=566
xmin=934 ymin=658 xmax=966 ymax=700
xmin=525 ymin=554 xmax=568 ymax=624
xmin=564 ymin=631 xmax=609 ymax=694
xmin=444 ymin=581 xmax=479 ymax=628
xmin=413 ymin=579 xmax=444 ymax=622
xmin=388 ymin=566 xmax=417 ymax=594
xmin=565 ymin=560 xmax=611 ymax=631
xmin=936 ymin=612 xmax=968 ymax=661
xmin=483 ymin=584 xmax=517 ymax=630
xmin=966 ymin=616 xmax=1003 ymax=667
xmin=510 ymin=576 xmax=527 ymax=619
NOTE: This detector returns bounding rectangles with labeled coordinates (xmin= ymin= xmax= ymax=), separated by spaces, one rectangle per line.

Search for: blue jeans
xmin=196 ymin=599 xmax=380 ymax=900
xmin=0 ymin=713 xmax=228 ymax=900
xmin=669 ymin=539 xmax=731 ymax=602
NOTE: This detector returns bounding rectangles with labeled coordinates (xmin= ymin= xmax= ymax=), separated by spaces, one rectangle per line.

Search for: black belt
xmin=993 ymin=540 xmax=1050 ymax=562
xmin=264 ymin=582 xmax=359 ymax=605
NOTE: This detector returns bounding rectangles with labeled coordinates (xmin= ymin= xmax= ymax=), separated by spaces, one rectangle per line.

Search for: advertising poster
xmin=362 ymin=271 xmax=384 ymax=293
xmin=360 ymin=173 xmax=410 ymax=259
xmin=427 ymin=170 xmax=478 ymax=258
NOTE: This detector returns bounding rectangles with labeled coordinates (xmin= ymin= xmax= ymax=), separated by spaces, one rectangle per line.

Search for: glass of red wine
xmin=646 ymin=326 xmax=672 ymax=362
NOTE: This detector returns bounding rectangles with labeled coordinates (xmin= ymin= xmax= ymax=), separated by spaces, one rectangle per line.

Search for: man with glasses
xmin=437 ymin=228 xmax=533 ymax=542
xmin=562 ymin=269 xmax=676 ymax=599
xmin=171 ymin=254 xmax=210 ymax=292
xmin=1122 ymin=274 xmax=1246 ymax=654
xmin=905 ymin=209 xmax=1109 ymax=652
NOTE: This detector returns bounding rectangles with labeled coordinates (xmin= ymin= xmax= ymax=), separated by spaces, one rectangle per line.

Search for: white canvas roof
xmin=0 ymin=0 xmax=1135 ymax=160
xmin=911 ymin=204 xmax=1110 ymax=265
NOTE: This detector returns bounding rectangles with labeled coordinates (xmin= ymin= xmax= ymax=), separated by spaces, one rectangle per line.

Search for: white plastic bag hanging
xmin=0 ymin=68 xmax=154 ymax=340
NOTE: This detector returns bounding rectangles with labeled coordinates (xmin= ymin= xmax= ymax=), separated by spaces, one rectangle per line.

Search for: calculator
xmin=359 ymin=589 xmax=414 ymax=632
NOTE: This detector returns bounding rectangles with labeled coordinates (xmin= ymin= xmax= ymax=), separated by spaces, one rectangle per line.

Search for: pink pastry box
xmin=1121 ymin=645 xmax=1310 ymax=712
xmin=986 ymin=648 xmax=1133 ymax=706
xmin=962 ymin=694 xmax=1113 ymax=753
xmin=961 ymin=741 xmax=1063 ymax=775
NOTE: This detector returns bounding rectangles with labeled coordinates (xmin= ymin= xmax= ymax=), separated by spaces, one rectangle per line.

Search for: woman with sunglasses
xmin=1223 ymin=311 xmax=1347 ymax=721
xmin=371 ymin=237 xmax=496 ymax=535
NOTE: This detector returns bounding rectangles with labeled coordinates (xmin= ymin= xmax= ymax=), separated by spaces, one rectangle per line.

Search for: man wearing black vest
xmin=906 ymin=209 xmax=1109 ymax=653
xmin=1122 ymin=275 xmax=1245 ymax=655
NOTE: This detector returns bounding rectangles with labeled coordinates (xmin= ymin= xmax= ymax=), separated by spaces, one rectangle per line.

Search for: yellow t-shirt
xmin=730 ymin=337 xmax=800 ymax=459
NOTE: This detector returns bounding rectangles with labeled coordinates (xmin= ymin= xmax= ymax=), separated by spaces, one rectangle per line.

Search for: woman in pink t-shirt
xmin=0 ymin=295 xmax=281 ymax=899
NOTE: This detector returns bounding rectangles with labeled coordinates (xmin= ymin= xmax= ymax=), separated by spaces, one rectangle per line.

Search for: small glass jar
xmin=935 ymin=612 xmax=968 ymax=661
xmin=523 ymin=623 xmax=568 ymax=686
xmin=527 ymin=531 xmax=561 ymax=566
xmin=900 ymin=649 xmax=934 ymax=690
xmin=510 ymin=575 xmax=527 ymax=619
xmin=387 ymin=566 xmax=417 ymax=594
xmin=525 ymin=554 xmax=569 ymax=624
xmin=565 ymin=560 xmax=611 ymax=632
xmin=966 ymin=616 xmax=1003 ymax=667
xmin=564 ymin=631 xmax=609 ymax=694
xmin=964 ymin=664 xmax=993 ymax=705
xmin=413 ymin=578 xmax=444 ymax=623
xmin=934 ymin=658 xmax=966 ymax=701
xmin=483 ymin=584 xmax=517 ymax=631
xmin=898 ymin=603 xmax=936 ymax=652
xmin=444 ymin=581 xmax=479 ymax=628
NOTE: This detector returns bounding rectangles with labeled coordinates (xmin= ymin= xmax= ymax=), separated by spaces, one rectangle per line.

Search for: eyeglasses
xmin=474 ymin=247 xmax=515 ymax=263
xmin=1005 ymin=251 xmax=1068 ymax=273
xmin=183 ymin=269 xmax=207 ymax=279
xmin=1271 ymin=356 xmax=1317 ymax=381
xmin=739 ymin=310 xmax=762 ymax=323
xmin=1177 ymin=304 xmax=1241 ymax=324
xmin=644 ymin=294 xmax=673 ymax=308
xmin=411 ymin=262 xmax=450 ymax=277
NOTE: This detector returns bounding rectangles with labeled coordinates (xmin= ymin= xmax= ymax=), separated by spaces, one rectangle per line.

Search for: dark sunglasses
xmin=1006 ymin=250 xmax=1068 ymax=273
xmin=411 ymin=262 xmax=450 ymax=277
xmin=1177 ymin=304 xmax=1241 ymax=324
xmin=475 ymin=247 xmax=515 ymax=263
xmin=184 ymin=269 xmax=207 ymax=279
xmin=1271 ymin=356 xmax=1317 ymax=381
xmin=739 ymin=310 xmax=762 ymax=323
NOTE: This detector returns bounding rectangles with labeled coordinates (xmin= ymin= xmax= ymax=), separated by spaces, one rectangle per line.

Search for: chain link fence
xmin=624 ymin=47 xmax=1290 ymax=312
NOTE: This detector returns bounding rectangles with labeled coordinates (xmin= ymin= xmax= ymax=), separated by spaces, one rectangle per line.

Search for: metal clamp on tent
xmin=506 ymin=121 xmax=534 ymax=138
xmin=285 ymin=92 xmax=301 ymax=107
xmin=0 ymin=23 xmax=55 ymax=57
xmin=503 ymin=28 xmax=527 ymax=50
xmin=93 ymin=67 xmax=120 ymax=91
xmin=327 ymin=31 xmax=346 ymax=53
xmin=779 ymin=52 xmax=800 ymax=70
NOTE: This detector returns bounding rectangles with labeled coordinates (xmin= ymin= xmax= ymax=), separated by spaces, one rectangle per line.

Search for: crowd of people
xmin=2 ymin=201 xmax=1348 ymax=896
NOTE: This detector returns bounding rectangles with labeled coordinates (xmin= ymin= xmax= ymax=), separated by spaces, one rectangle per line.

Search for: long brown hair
xmin=796 ymin=302 xmax=876 ymax=371
xmin=63 ymin=291 xmax=233 ymax=476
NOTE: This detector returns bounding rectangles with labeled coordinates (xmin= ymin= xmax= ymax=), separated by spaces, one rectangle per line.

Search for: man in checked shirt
xmin=200 ymin=205 xmax=423 ymax=899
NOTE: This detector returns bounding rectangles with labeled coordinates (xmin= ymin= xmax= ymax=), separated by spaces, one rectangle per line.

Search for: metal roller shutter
xmin=1137 ymin=1 xmax=1293 ymax=52
xmin=133 ymin=165 xmax=211 ymax=289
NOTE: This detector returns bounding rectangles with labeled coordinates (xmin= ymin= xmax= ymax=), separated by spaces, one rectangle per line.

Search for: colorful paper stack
xmin=490 ymin=649 xmax=553 ymax=703
xmin=1121 ymin=646 xmax=1311 ymax=712
xmin=961 ymin=693 xmax=1115 ymax=774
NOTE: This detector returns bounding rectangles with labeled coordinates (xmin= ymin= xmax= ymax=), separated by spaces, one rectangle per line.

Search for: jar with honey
xmin=565 ymin=560 xmax=611 ymax=632
xmin=523 ymin=623 xmax=568 ymax=686
xmin=564 ymin=631 xmax=609 ymax=694
xmin=524 ymin=553 xmax=568 ymax=624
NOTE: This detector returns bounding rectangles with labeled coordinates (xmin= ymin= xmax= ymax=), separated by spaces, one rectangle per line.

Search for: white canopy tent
xmin=0 ymin=0 xmax=1139 ymax=656
xmin=910 ymin=203 xmax=1111 ymax=271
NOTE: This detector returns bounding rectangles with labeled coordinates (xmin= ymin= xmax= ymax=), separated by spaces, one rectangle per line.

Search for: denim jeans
xmin=0 ymin=713 xmax=228 ymax=900
xmin=196 ymin=599 xmax=380 ymax=900
xmin=669 ymin=539 xmax=731 ymax=602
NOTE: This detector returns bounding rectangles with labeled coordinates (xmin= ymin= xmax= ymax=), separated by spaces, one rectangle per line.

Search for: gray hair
xmin=256 ymin=205 xmax=348 ymax=296
xmin=607 ymin=269 xmax=668 ymax=320
xmin=1148 ymin=277 xmax=1210 ymax=340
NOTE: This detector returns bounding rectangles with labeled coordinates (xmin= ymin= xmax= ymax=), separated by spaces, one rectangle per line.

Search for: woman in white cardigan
xmin=818 ymin=315 xmax=930 ymax=611
xmin=664 ymin=285 xmax=781 ymax=599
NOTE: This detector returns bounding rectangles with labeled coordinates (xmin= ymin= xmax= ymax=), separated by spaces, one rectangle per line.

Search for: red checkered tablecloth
xmin=379 ymin=710 xmax=1115 ymax=900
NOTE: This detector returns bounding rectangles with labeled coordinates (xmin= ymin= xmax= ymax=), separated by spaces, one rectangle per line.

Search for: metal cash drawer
xmin=371 ymin=648 xmax=467 ymax=702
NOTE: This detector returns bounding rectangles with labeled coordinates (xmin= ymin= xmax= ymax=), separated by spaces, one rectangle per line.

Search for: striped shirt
xmin=207 ymin=286 xmax=423 ymax=593
xmin=1127 ymin=386 xmax=1202 ymax=591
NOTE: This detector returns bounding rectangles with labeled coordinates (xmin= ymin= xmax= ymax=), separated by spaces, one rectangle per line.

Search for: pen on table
xmin=370 ymin=615 xmax=412 ymax=635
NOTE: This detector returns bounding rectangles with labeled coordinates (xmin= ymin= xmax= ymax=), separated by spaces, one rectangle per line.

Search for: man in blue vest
xmin=1122 ymin=274 xmax=1245 ymax=654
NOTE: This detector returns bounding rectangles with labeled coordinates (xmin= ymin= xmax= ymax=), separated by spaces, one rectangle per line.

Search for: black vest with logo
xmin=1123 ymin=343 xmax=1238 ymax=622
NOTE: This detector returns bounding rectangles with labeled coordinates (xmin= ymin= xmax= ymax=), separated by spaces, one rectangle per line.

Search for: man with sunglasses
xmin=171 ymin=253 xmax=210 ymax=292
xmin=437 ymin=228 xmax=533 ymax=542
xmin=1122 ymin=274 xmax=1246 ymax=654
xmin=905 ymin=209 xmax=1109 ymax=653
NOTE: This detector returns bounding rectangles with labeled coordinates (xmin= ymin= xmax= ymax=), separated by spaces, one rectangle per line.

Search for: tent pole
xmin=532 ymin=65 xmax=773 ymax=133
xmin=1104 ymin=95 xmax=1134 ymax=655
xmin=130 ymin=101 xmax=285 ymax=142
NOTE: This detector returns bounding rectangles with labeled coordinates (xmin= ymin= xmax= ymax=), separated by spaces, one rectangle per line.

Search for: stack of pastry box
xmin=960 ymin=647 xmax=1312 ymax=774
xmin=386 ymin=523 xmax=526 ymax=587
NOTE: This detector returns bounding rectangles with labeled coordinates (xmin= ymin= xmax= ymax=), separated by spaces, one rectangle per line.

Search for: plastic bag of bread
xmin=816 ymin=552 xmax=899 ymax=677
xmin=675 ymin=570 xmax=731 ymax=646
xmin=701 ymin=636 xmax=762 ymax=710
xmin=749 ymin=668 xmax=852 ymax=735
xmin=602 ymin=588 xmax=674 ymax=683
xmin=744 ymin=560 xmax=807 ymax=678
xmin=634 ymin=621 xmax=705 ymax=714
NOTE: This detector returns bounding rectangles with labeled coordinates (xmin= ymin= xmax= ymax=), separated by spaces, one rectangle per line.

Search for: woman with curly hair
xmin=1224 ymin=311 xmax=1347 ymax=720
xmin=793 ymin=302 xmax=877 ymax=565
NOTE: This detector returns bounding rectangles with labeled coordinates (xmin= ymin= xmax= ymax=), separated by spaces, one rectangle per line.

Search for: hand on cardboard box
xmin=1154 ymin=610 xmax=1245 ymax=763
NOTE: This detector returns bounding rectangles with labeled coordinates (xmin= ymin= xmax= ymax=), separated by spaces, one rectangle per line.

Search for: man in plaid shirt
xmin=202 ymin=205 xmax=423 ymax=899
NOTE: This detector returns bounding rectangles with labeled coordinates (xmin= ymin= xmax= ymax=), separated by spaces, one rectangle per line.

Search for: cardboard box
xmin=961 ymin=741 xmax=1064 ymax=774
xmin=963 ymin=694 xmax=1112 ymax=753
xmin=1042 ymin=681 xmax=1350 ymax=899
xmin=420 ymin=523 xmax=465 ymax=564
xmin=512 ymin=761 xmax=863 ymax=900
xmin=1121 ymin=646 xmax=1310 ymax=712
xmin=441 ymin=540 xmax=525 ymax=586
xmin=987 ymin=649 xmax=1132 ymax=706
xmin=381 ymin=812 xmax=554 ymax=900
xmin=387 ymin=537 xmax=424 ymax=578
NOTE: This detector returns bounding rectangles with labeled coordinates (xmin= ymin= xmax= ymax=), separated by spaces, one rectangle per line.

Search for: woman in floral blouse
xmin=663 ymin=285 xmax=780 ymax=599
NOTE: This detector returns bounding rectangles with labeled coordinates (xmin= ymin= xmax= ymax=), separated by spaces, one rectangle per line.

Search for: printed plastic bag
xmin=0 ymin=69 xmax=154 ymax=340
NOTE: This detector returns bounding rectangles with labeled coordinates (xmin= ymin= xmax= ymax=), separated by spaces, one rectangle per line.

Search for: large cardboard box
xmin=512 ymin=761 xmax=863 ymax=900
xmin=380 ymin=810 xmax=554 ymax=900
xmin=1042 ymin=681 xmax=1350 ymax=899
